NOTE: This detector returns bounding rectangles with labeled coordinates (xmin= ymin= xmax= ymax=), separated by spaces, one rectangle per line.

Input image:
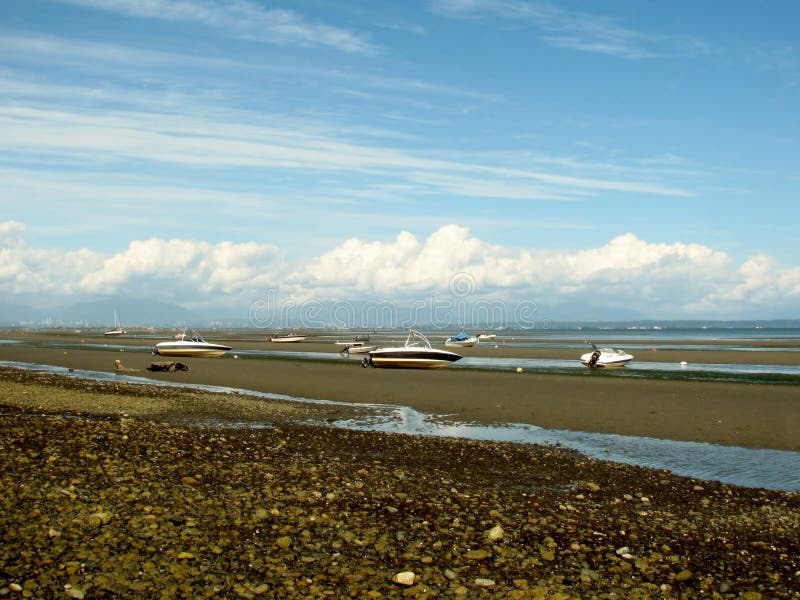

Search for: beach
xmin=1 ymin=365 xmax=799 ymax=599
xmin=1 ymin=330 xmax=800 ymax=597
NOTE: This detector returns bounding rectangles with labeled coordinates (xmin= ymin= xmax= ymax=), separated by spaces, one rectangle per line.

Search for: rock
xmin=539 ymin=548 xmax=555 ymax=561
xmin=486 ymin=525 xmax=504 ymax=541
xmin=464 ymin=549 xmax=491 ymax=561
xmin=86 ymin=512 xmax=112 ymax=527
xmin=475 ymin=578 xmax=495 ymax=587
xmin=276 ymin=536 xmax=292 ymax=549
xmin=674 ymin=569 xmax=693 ymax=581
xmin=392 ymin=571 xmax=415 ymax=586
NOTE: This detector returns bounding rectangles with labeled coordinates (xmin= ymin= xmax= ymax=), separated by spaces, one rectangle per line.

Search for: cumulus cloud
xmin=77 ymin=238 xmax=283 ymax=305
xmin=2 ymin=220 xmax=799 ymax=318
xmin=294 ymin=225 xmax=799 ymax=318
xmin=0 ymin=222 xmax=282 ymax=309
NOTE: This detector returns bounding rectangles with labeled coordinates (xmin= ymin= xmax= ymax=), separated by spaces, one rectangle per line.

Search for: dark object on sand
xmin=148 ymin=361 xmax=190 ymax=372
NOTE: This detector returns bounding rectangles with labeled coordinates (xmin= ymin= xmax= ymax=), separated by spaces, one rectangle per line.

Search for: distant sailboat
xmin=104 ymin=311 xmax=126 ymax=337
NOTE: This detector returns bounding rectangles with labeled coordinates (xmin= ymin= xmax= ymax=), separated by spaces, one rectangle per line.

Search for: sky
xmin=1 ymin=0 xmax=799 ymax=324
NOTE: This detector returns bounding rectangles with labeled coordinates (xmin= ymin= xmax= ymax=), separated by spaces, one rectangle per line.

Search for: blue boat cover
xmin=449 ymin=333 xmax=470 ymax=341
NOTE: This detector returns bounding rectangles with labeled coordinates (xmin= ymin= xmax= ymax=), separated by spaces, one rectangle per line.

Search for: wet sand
xmin=1 ymin=338 xmax=798 ymax=452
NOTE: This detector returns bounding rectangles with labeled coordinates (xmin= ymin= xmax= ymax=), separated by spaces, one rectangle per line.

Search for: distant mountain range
xmin=0 ymin=297 xmax=201 ymax=327
xmin=1 ymin=295 xmax=798 ymax=329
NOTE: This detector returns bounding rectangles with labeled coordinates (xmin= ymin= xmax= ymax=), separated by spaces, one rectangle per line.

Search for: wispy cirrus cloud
xmin=0 ymin=105 xmax=690 ymax=200
xmin=429 ymin=0 xmax=696 ymax=60
xmin=55 ymin=0 xmax=376 ymax=55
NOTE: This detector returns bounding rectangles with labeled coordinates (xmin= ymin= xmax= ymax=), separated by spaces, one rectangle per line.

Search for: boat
xmin=152 ymin=330 xmax=232 ymax=358
xmin=364 ymin=330 xmax=462 ymax=369
xmin=104 ymin=311 xmax=126 ymax=337
xmin=444 ymin=332 xmax=479 ymax=347
xmin=337 ymin=341 xmax=378 ymax=355
xmin=268 ymin=334 xmax=307 ymax=343
xmin=580 ymin=341 xmax=634 ymax=368
xmin=476 ymin=333 xmax=496 ymax=341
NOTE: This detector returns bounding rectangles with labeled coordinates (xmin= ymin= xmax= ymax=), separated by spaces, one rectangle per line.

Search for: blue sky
xmin=1 ymin=0 xmax=799 ymax=321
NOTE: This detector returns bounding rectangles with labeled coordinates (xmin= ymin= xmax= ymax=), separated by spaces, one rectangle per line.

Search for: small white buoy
xmin=233 ymin=354 xmax=239 ymax=359
xmin=680 ymin=361 xmax=688 ymax=368
xmin=516 ymin=367 xmax=523 ymax=374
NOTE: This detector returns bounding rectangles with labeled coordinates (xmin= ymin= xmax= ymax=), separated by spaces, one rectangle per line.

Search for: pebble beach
xmin=1 ymin=362 xmax=799 ymax=599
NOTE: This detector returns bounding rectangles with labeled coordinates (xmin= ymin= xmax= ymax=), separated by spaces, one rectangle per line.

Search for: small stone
xmin=465 ymin=549 xmax=491 ymax=561
xmin=486 ymin=525 xmax=504 ymax=541
xmin=392 ymin=571 xmax=415 ymax=586
xmin=9 ymin=583 xmax=22 ymax=592
xmin=177 ymin=551 xmax=195 ymax=560
xmin=443 ymin=569 xmax=457 ymax=580
xmin=674 ymin=569 xmax=693 ymax=581
xmin=474 ymin=578 xmax=495 ymax=587
xmin=539 ymin=548 xmax=555 ymax=561
xmin=86 ymin=512 xmax=112 ymax=527
xmin=276 ymin=536 xmax=292 ymax=549
xmin=66 ymin=588 xmax=85 ymax=599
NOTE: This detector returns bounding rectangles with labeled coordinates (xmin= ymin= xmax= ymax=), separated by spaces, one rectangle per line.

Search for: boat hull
xmin=445 ymin=338 xmax=478 ymax=348
xmin=153 ymin=343 xmax=232 ymax=358
xmin=580 ymin=351 xmax=633 ymax=368
xmin=368 ymin=349 xmax=462 ymax=369
xmin=340 ymin=344 xmax=378 ymax=355
xmin=269 ymin=336 xmax=306 ymax=343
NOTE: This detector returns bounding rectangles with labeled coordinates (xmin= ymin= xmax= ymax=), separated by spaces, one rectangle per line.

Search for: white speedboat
xmin=444 ymin=332 xmax=479 ymax=348
xmin=580 ymin=341 xmax=634 ymax=368
xmin=104 ymin=311 xmax=126 ymax=337
xmin=152 ymin=330 xmax=232 ymax=358
xmin=476 ymin=333 xmax=496 ymax=341
xmin=364 ymin=330 xmax=462 ymax=369
xmin=268 ymin=334 xmax=307 ymax=343
xmin=337 ymin=341 xmax=378 ymax=355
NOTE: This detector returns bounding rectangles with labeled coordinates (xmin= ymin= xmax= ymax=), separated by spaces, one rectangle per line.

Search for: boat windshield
xmin=404 ymin=329 xmax=433 ymax=348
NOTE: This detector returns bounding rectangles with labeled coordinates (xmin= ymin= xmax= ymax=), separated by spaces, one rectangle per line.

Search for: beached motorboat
xmin=268 ymin=334 xmax=307 ymax=343
xmin=152 ymin=330 xmax=232 ymax=358
xmin=477 ymin=333 xmax=496 ymax=341
xmin=104 ymin=311 xmax=126 ymax=337
xmin=337 ymin=341 xmax=378 ymax=355
xmin=444 ymin=332 xmax=479 ymax=348
xmin=364 ymin=330 xmax=462 ymax=369
xmin=580 ymin=341 xmax=634 ymax=368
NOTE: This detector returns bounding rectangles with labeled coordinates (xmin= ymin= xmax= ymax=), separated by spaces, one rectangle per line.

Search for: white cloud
xmin=0 ymin=106 xmax=690 ymax=202
xmin=0 ymin=220 xmax=25 ymax=243
xmin=0 ymin=222 xmax=282 ymax=308
xmin=2 ymin=220 xmax=798 ymax=318
xmin=57 ymin=0 xmax=375 ymax=54
xmin=78 ymin=237 xmax=283 ymax=300
xmin=429 ymin=0 xmax=675 ymax=60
